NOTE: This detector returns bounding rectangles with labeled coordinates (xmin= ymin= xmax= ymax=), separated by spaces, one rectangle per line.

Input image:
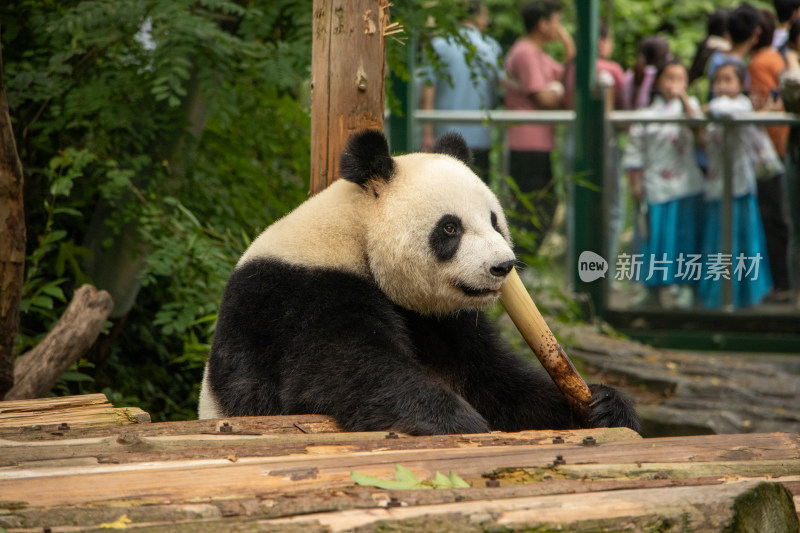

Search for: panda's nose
xmin=490 ymin=260 xmax=515 ymax=278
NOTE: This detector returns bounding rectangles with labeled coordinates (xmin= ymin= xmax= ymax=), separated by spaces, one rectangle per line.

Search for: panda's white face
xmin=366 ymin=153 xmax=516 ymax=315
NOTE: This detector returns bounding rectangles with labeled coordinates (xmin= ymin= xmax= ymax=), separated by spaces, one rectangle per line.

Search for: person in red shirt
xmin=749 ymin=8 xmax=792 ymax=301
xmin=503 ymin=0 xmax=574 ymax=250
xmin=562 ymin=21 xmax=625 ymax=110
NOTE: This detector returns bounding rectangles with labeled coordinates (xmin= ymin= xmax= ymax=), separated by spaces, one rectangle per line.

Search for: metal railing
xmin=412 ymin=107 xmax=800 ymax=311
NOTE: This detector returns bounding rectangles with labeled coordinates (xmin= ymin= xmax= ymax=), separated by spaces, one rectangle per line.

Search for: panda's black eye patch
xmin=429 ymin=214 xmax=463 ymax=261
xmin=491 ymin=212 xmax=501 ymax=233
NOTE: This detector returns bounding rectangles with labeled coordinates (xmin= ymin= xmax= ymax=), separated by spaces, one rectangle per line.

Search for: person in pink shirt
xmin=503 ymin=0 xmax=575 ymax=250
xmin=622 ymin=36 xmax=671 ymax=111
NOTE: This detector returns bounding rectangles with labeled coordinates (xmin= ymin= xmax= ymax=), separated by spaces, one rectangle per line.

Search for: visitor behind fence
xmin=622 ymin=36 xmax=670 ymax=110
xmin=772 ymin=0 xmax=800 ymax=53
xmin=780 ymin=18 xmax=800 ymax=309
xmin=749 ymin=8 xmax=792 ymax=302
xmin=689 ymin=8 xmax=731 ymax=87
xmin=621 ymin=59 xmax=705 ymax=309
xmin=707 ymin=3 xmax=760 ymax=94
xmin=699 ymin=61 xmax=777 ymax=309
xmin=503 ymin=0 xmax=574 ymax=250
xmin=419 ymin=0 xmax=502 ymax=181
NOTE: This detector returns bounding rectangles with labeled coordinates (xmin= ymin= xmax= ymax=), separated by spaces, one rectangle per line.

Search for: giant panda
xmin=198 ymin=129 xmax=640 ymax=435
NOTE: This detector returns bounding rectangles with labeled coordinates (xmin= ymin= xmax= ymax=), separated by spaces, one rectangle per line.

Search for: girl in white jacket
xmin=699 ymin=61 xmax=778 ymax=309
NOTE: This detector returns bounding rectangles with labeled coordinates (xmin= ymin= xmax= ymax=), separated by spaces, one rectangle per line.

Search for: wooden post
xmin=310 ymin=0 xmax=389 ymax=194
xmin=0 ymin=37 xmax=26 ymax=398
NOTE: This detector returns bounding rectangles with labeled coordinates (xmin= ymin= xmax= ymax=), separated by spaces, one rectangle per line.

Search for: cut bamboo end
xmin=499 ymin=267 xmax=592 ymax=419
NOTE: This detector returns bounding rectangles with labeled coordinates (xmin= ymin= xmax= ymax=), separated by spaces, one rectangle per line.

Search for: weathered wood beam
xmin=268 ymin=481 xmax=798 ymax=532
xmin=2 ymin=431 xmax=798 ymax=507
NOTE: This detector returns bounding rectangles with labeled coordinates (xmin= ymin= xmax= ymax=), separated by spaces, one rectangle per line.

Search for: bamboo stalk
xmin=500 ymin=268 xmax=592 ymax=422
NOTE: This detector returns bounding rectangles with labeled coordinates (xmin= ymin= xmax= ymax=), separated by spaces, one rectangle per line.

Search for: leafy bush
xmin=4 ymin=0 xmax=310 ymax=419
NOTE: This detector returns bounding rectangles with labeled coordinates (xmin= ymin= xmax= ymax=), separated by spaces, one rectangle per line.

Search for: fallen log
xmin=4 ymin=285 xmax=113 ymax=401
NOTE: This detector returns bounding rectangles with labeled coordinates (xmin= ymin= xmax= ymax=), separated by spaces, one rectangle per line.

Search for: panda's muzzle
xmin=456 ymin=259 xmax=515 ymax=297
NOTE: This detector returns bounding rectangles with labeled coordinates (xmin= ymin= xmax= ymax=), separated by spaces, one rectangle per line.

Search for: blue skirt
xmin=640 ymin=194 xmax=705 ymax=286
xmin=698 ymin=194 xmax=772 ymax=309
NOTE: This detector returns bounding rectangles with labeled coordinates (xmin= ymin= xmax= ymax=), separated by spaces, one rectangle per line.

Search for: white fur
xmin=197 ymin=363 xmax=222 ymax=419
xmin=240 ymin=179 xmax=371 ymax=277
xmin=366 ymin=153 xmax=515 ymax=314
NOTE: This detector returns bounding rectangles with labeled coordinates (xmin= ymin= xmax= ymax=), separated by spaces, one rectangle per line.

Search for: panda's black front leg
xmin=468 ymin=355 xmax=641 ymax=433
xmin=412 ymin=310 xmax=640 ymax=433
xmin=281 ymin=356 xmax=491 ymax=436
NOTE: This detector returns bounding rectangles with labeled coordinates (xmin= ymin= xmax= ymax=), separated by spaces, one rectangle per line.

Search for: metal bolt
xmin=552 ymin=436 xmax=564 ymax=444
xmin=387 ymin=497 xmax=401 ymax=508
xmin=219 ymin=422 xmax=232 ymax=433
xmin=553 ymin=455 xmax=566 ymax=466
xmin=58 ymin=423 xmax=70 ymax=431
xmin=485 ymin=473 xmax=500 ymax=487
xmin=385 ymin=431 xmax=399 ymax=439
xmin=116 ymin=433 xmax=138 ymax=445
xmin=582 ymin=436 xmax=597 ymax=446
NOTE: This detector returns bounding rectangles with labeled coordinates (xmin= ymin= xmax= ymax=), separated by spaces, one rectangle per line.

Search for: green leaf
xmin=41 ymin=283 xmax=66 ymax=301
xmin=350 ymin=471 xmax=423 ymax=491
xmin=29 ymin=295 xmax=54 ymax=310
xmin=448 ymin=471 xmax=470 ymax=488
xmin=53 ymin=207 xmax=83 ymax=217
xmin=393 ymin=464 xmax=419 ymax=486
xmin=432 ymin=471 xmax=451 ymax=489
xmin=350 ymin=465 xmax=469 ymax=490
xmin=42 ymin=230 xmax=68 ymax=246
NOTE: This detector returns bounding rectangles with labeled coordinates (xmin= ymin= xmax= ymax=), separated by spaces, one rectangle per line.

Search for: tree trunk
xmin=4 ymin=284 xmax=113 ymax=401
xmin=0 ymin=37 xmax=26 ymax=398
xmin=309 ymin=0 xmax=389 ymax=194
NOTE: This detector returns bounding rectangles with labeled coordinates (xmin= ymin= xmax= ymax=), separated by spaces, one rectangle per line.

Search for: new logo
xmin=578 ymin=251 xmax=608 ymax=283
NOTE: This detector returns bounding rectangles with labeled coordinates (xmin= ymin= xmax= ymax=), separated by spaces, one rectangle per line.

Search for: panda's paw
xmin=587 ymin=383 xmax=641 ymax=433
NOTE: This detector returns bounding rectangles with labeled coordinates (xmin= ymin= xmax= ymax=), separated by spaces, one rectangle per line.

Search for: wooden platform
xmin=1 ymin=394 xmax=798 ymax=532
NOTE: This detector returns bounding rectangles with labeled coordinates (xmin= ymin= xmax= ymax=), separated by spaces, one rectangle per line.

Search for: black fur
xmin=208 ymin=258 xmax=641 ymax=435
xmin=428 ymin=214 xmax=463 ymax=261
xmin=432 ymin=131 xmax=473 ymax=166
xmin=339 ymin=130 xmax=395 ymax=187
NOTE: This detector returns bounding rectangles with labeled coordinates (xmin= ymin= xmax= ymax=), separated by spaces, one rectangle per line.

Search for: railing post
xmin=721 ymin=118 xmax=734 ymax=310
xmin=572 ymin=0 xmax=605 ymax=316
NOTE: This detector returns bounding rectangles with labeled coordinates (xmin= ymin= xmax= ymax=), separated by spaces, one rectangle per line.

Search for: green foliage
xmin=3 ymin=0 xmax=311 ymax=420
xmin=351 ymin=464 xmax=471 ymax=490
xmin=607 ymin=0 xmax=774 ymax=70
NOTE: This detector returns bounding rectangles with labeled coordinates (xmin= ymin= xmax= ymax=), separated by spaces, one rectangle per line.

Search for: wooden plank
xmin=0 ymin=393 xmax=109 ymax=413
xmin=1 ymin=432 xmax=797 ymax=508
xmin=3 ymin=475 xmax=798 ymax=531
xmin=0 ymin=413 xmax=341 ymax=438
xmin=0 ymin=393 xmax=149 ymax=429
xmin=0 ymin=427 xmax=640 ymax=465
xmin=265 ymin=481 xmax=799 ymax=532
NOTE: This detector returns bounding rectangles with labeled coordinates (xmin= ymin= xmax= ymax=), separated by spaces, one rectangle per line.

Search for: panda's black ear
xmin=432 ymin=131 xmax=473 ymax=166
xmin=339 ymin=129 xmax=395 ymax=188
